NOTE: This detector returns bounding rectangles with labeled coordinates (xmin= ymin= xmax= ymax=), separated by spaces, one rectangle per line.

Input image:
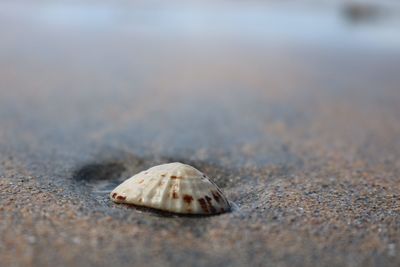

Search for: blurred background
xmin=1 ymin=0 xmax=400 ymax=163
xmin=1 ymin=0 xmax=400 ymax=158
xmin=1 ymin=1 xmax=400 ymax=266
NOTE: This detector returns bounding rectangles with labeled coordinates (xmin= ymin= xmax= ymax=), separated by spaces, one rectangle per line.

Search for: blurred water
xmin=1 ymin=1 xmax=400 ymax=51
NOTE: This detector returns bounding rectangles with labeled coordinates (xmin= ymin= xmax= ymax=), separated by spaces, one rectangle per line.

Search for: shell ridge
xmin=159 ymin=174 xmax=172 ymax=210
xmin=190 ymin=177 xmax=202 ymax=213
xmin=143 ymin=177 xmax=159 ymax=206
xmin=174 ymin=178 xmax=182 ymax=212
xmin=151 ymin=176 xmax=165 ymax=208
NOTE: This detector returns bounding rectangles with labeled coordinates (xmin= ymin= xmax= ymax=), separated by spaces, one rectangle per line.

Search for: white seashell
xmin=110 ymin=162 xmax=230 ymax=215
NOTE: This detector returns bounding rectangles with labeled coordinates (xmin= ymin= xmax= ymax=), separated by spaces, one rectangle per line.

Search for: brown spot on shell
xmin=198 ymin=198 xmax=209 ymax=213
xmin=116 ymin=195 xmax=126 ymax=201
xmin=172 ymin=191 xmax=179 ymax=199
xmin=138 ymin=180 xmax=144 ymax=184
xmin=183 ymin=194 xmax=193 ymax=204
xmin=212 ymin=191 xmax=221 ymax=203
xmin=170 ymin=175 xmax=182 ymax=179
xmin=205 ymin=195 xmax=217 ymax=213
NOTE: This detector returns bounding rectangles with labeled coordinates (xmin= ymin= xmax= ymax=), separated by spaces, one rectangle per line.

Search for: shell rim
xmin=112 ymin=201 xmax=232 ymax=217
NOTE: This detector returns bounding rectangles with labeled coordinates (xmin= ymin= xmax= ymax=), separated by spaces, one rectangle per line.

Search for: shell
xmin=110 ymin=162 xmax=230 ymax=215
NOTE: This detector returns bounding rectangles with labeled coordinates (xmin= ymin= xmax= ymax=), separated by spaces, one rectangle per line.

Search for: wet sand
xmin=1 ymin=1 xmax=400 ymax=266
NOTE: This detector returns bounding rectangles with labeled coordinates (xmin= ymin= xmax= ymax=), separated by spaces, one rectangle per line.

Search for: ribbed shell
xmin=110 ymin=162 xmax=230 ymax=215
